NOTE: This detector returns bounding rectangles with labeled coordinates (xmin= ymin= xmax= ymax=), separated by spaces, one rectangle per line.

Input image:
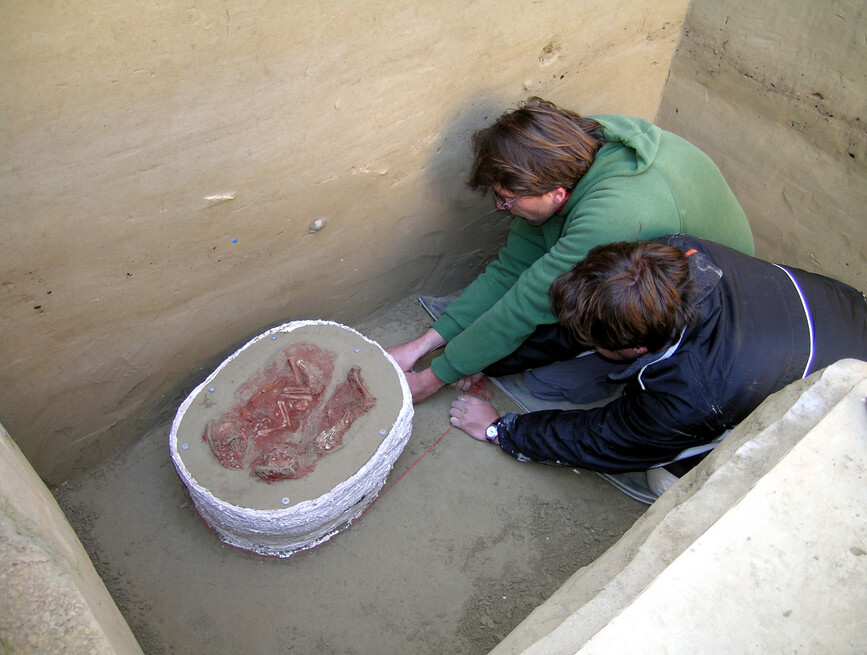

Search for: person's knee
xmin=522 ymin=369 xmax=572 ymax=400
xmin=523 ymin=356 xmax=625 ymax=404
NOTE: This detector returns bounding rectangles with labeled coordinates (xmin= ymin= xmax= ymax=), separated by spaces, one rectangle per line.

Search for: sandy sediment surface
xmin=53 ymin=297 xmax=645 ymax=654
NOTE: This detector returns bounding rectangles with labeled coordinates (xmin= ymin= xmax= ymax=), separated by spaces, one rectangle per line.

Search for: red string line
xmin=356 ymin=379 xmax=493 ymax=521
xmin=468 ymin=379 xmax=493 ymax=401
xmin=356 ymin=426 xmax=452 ymax=521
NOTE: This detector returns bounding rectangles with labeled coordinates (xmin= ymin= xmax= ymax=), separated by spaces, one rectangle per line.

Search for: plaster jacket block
xmin=170 ymin=320 xmax=413 ymax=558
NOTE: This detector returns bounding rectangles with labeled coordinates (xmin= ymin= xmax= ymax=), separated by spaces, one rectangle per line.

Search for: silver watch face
xmin=486 ymin=425 xmax=498 ymax=439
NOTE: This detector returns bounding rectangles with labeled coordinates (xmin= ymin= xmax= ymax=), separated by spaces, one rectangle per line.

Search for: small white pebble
xmin=308 ymin=218 xmax=327 ymax=233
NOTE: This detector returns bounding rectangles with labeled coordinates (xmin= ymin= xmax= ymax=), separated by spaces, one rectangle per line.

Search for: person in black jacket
xmin=449 ymin=235 xmax=867 ymax=498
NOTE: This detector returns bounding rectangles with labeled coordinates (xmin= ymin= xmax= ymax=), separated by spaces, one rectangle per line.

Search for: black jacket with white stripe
xmin=497 ymin=234 xmax=867 ymax=473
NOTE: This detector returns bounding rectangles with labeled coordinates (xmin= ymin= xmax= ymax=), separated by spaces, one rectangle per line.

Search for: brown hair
xmin=467 ymin=97 xmax=606 ymax=196
xmin=549 ymin=241 xmax=697 ymax=353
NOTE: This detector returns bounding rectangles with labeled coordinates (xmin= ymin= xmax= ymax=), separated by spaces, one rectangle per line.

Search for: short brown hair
xmin=467 ymin=97 xmax=606 ymax=196
xmin=549 ymin=241 xmax=697 ymax=353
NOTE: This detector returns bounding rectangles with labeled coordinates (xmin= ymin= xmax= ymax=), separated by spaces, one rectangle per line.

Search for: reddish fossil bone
xmin=314 ymin=366 xmax=377 ymax=456
xmin=203 ymin=345 xmax=331 ymax=475
xmin=252 ymin=441 xmax=311 ymax=482
xmin=201 ymin=343 xmax=378 ymax=483
xmin=203 ymin=418 xmax=250 ymax=470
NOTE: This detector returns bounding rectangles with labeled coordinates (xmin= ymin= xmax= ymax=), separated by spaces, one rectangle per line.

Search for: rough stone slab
xmin=0 ymin=423 xmax=143 ymax=655
xmin=492 ymin=358 xmax=867 ymax=655
xmin=577 ymin=378 xmax=867 ymax=653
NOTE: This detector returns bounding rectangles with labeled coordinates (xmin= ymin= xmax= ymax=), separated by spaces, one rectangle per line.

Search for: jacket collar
xmin=609 ymin=330 xmax=685 ymax=389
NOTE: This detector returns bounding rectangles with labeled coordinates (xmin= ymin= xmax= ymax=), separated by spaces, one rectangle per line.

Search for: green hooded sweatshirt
xmin=430 ymin=115 xmax=754 ymax=384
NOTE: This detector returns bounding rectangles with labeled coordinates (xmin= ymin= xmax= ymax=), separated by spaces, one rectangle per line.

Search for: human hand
xmin=450 ymin=372 xmax=484 ymax=392
xmin=449 ymin=394 xmax=501 ymax=442
xmin=387 ymin=341 xmax=422 ymax=373
xmin=386 ymin=328 xmax=446 ymax=372
xmin=403 ymin=367 xmax=447 ymax=403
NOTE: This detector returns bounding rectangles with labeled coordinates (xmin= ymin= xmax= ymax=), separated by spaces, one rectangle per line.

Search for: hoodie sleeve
xmin=497 ymin=370 xmax=725 ymax=473
xmin=430 ymin=179 xmax=681 ymax=383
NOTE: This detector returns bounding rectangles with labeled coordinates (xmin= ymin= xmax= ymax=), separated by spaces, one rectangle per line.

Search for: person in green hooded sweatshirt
xmin=387 ymin=97 xmax=754 ymax=403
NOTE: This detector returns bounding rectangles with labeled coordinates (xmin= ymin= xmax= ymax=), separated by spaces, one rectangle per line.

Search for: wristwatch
xmin=485 ymin=419 xmax=500 ymax=443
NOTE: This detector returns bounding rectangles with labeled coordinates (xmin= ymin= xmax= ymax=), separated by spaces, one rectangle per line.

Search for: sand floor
xmin=53 ymin=297 xmax=645 ymax=655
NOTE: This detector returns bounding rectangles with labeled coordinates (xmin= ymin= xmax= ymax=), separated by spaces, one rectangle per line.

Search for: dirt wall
xmin=0 ymin=1 xmax=686 ymax=483
xmin=656 ymin=0 xmax=866 ymax=291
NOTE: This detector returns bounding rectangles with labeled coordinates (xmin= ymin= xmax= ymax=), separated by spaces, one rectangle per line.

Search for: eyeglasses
xmin=494 ymin=192 xmax=522 ymax=210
